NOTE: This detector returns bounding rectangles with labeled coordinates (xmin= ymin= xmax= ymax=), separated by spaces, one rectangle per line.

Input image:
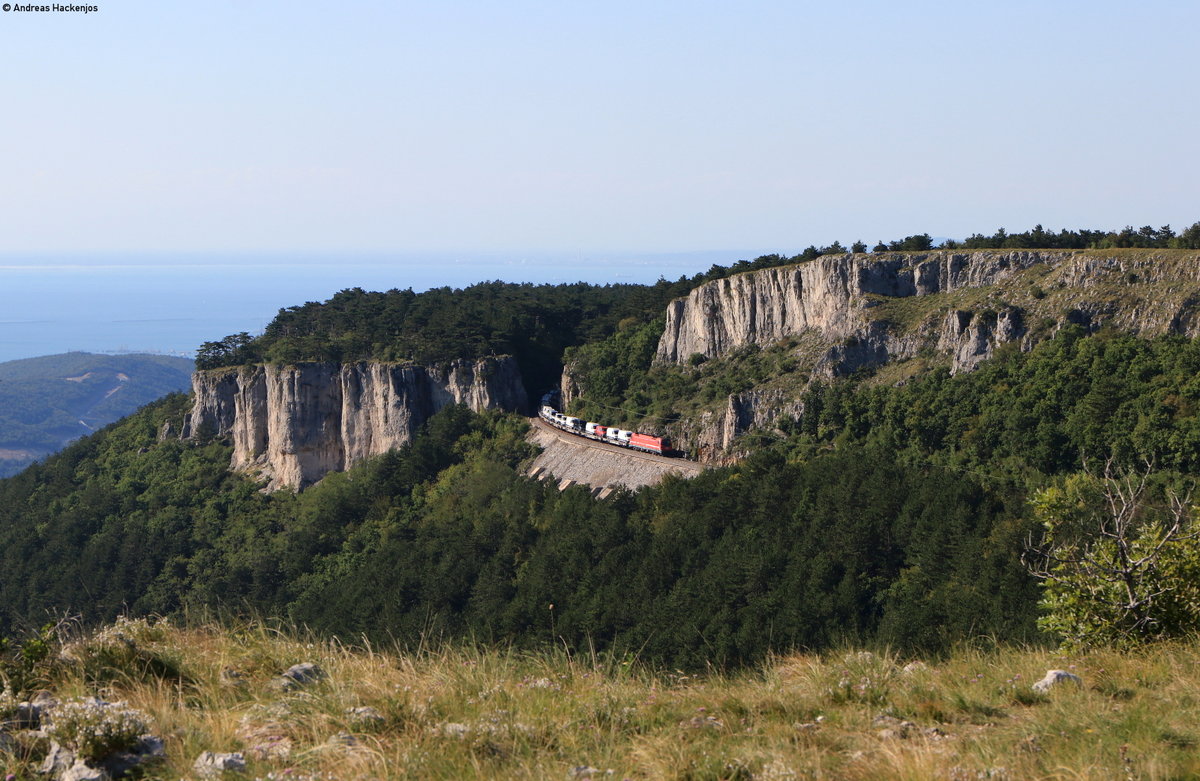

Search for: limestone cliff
xmin=648 ymin=249 xmax=1200 ymax=458
xmin=184 ymin=357 xmax=526 ymax=490
xmin=657 ymin=250 xmax=1200 ymax=372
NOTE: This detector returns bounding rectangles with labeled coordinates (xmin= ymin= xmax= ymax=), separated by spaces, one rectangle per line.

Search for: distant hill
xmin=0 ymin=352 xmax=193 ymax=477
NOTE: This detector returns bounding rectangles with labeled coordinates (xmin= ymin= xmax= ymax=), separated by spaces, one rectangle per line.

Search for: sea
xmin=0 ymin=250 xmax=760 ymax=364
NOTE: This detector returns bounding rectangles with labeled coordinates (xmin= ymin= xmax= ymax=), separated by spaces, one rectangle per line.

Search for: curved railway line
xmin=529 ymin=417 xmax=703 ymax=473
xmin=528 ymin=393 xmax=703 ymax=491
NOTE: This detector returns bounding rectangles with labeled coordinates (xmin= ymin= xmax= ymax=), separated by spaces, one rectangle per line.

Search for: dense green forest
xmin=195 ymin=281 xmax=694 ymax=396
xmin=0 ymin=352 xmax=194 ymax=478
xmin=5 ymin=328 xmax=1200 ymax=667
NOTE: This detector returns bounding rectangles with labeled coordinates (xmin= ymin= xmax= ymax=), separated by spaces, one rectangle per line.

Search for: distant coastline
xmin=0 ymin=250 xmax=762 ymax=363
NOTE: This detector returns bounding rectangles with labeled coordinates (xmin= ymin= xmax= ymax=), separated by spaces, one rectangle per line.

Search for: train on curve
xmin=538 ymin=393 xmax=673 ymax=456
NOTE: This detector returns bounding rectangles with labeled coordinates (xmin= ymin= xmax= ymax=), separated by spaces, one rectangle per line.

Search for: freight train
xmin=538 ymin=393 xmax=673 ymax=456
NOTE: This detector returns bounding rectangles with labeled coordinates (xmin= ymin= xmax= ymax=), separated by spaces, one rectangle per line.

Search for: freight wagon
xmin=538 ymin=393 xmax=672 ymax=456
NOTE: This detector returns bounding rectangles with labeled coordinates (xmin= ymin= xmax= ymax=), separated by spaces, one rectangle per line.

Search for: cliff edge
xmin=184 ymin=357 xmax=526 ymax=490
xmin=656 ymin=250 xmax=1200 ymax=374
xmin=644 ymin=249 xmax=1200 ymax=459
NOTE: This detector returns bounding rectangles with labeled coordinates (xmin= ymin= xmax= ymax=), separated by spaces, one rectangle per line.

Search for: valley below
xmin=0 ymin=352 xmax=194 ymax=477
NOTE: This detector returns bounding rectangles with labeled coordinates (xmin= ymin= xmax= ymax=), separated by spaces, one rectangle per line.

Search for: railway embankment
xmin=525 ymin=417 xmax=703 ymax=495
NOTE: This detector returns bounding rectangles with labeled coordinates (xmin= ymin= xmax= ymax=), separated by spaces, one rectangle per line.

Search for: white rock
xmin=61 ymin=760 xmax=109 ymax=781
xmin=40 ymin=741 xmax=77 ymax=776
xmin=192 ymin=750 xmax=247 ymax=777
xmin=328 ymin=732 xmax=358 ymax=747
xmin=873 ymin=714 xmax=917 ymax=739
xmin=1032 ymin=669 xmax=1082 ymax=693
xmin=185 ymin=358 xmax=527 ymax=490
xmin=219 ymin=667 xmax=247 ymax=688
xmin=272 ymin=662 xmax=325 ymax=691
xmin=654 ymin=252 xmax=1056 ymax=370
xmin=438 ymin=722 xmax=471 ymax=738
xmin=345 ymin=705 xmax=385 ymax=726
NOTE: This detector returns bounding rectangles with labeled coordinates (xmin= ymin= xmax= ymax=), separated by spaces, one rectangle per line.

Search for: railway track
xmin=529 ymin=417 xmax=703 ymax=474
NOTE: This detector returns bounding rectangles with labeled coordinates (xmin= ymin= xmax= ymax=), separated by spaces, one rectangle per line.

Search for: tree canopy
xmin=9 ymin=328 xmax=1200 ymax=665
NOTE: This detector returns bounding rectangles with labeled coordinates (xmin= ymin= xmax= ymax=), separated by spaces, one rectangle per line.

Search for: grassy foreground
xmin=4 ymin=618 xmax=1200 ymax=780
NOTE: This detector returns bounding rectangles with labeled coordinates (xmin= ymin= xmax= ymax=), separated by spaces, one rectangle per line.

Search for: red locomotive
xmin=538 ymin=393 xmax=672 ymax=455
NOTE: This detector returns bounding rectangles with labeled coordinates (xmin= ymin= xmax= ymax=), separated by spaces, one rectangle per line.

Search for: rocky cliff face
xmin=649 ymin=249 xmax=1200 ymax=458
xmin=657 ymin=250 xmax=1200 ymax=372
xmin=184 ymin=357 xmax=526 ymax=490
xmin=657 ymin=251 xmax=1055 ymax=368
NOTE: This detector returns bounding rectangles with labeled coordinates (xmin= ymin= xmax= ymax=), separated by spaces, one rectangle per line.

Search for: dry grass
xmin=6 ymin=619 xmax=1200 ymax=779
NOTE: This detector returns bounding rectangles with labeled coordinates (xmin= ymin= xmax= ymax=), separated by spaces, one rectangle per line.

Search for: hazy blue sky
xmin=1 ymin=0 xmax=1196 ymax=255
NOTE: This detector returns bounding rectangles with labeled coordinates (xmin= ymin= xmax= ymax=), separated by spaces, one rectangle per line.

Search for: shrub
xmin=45 ymin=697 xmax=150 ymax=762
xmin=1024 ymin=465 xmax=1200 ymax=650
xmin=0 ymin=623 xmax=56 ymax=698
xmin=60 ymin=616 xmax=183 ymax=684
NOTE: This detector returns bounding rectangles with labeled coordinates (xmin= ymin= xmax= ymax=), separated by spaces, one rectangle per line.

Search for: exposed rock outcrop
xmin=272 ymin=662 xmax=326 ymax=692
xmin=656 ymin=251 xmax=1048 ymax=366
xmin=656 ymin=250 xmax=1200 ymax=372
xmin=677 ymin=388 xmax=804 ymax=464
xmin=184 ymin=357 xmax=526 ymax=490
xmin=559 ymin=366 xmax=582 ymax=411
xmin=937 ymin=307 xmax=1026 ymax=373
xmin=1032 ymin=669 xmax=1083 ymax=693
xmin=193 ymin=751 xmax=247 ymax=778
xmin=647 ymin=250 xmax=1200 ymax=459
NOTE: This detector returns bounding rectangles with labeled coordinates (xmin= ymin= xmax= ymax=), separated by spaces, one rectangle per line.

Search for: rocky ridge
xmin=657 ymin=250 xmax=1200 ymax=369
xmin=183 ymin=357 xmax=526 ymax=490
xmin=637 ymin=250 xmax=1200 ymax=459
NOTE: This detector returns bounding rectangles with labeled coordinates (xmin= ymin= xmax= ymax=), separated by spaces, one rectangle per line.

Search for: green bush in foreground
xmin=1026 ymin=466 xmax=1200 ymax=650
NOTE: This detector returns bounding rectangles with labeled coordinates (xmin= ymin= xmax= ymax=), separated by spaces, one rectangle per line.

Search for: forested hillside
xmin=194 ymin=282 xmax=690 ymax=396
xmin=5 ymin=327 xmax=1200 ymax=667
xmin=564 ymin=246 xmax=1200 ymax=464
xmin=0 ymin=352 xmax=193 ymax=477
xmin=5 ymin=225 xmax=1200 ymax=671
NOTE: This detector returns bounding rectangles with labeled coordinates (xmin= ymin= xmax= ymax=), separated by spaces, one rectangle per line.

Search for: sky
xmin=1 ymin=0 xmax=1197 ymax=258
